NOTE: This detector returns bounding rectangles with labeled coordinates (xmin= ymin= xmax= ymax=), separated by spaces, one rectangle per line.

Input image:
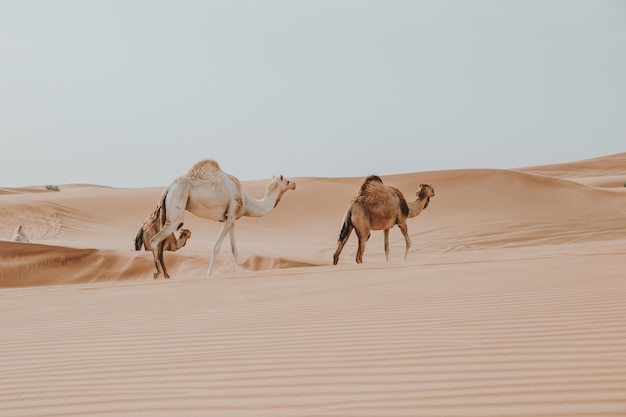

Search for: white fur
xmin=12 ymin=225 xmax=29 ymax=243
xmin=149 ymin=160 xmax=296 ymax=278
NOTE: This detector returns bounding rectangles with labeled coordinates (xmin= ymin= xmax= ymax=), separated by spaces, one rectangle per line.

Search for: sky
xmin=1 ymin=0 xmax=625 ymax=188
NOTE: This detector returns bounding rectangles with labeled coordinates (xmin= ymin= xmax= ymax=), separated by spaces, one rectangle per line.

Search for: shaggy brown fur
xmin=134 ymin=215 xmax=191 ymax=252
xmin=333 ymin=177 xmax=434 ymax=265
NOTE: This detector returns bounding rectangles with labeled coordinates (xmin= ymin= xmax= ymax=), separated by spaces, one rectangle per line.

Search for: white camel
xmin=149 ymin=159 xmax=296 ymax=278
xmin=12 ymin=225 xmax=29 ymax=242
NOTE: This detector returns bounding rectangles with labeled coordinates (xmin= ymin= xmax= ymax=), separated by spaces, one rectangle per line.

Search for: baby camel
xmin=333 ymin=175 xmax=434 ymax=265
xmin=134 ymin=214 xmax=191 ymax=252
xmin=150 ymin=159 xmax=296 ymax=278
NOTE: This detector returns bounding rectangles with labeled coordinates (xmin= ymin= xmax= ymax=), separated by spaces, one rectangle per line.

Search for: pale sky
xmin=1 ymin=0 xmax=625 ymax=188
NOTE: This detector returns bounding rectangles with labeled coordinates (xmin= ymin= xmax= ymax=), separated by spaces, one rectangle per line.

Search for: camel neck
xmin=242 ymin=188 xmax=282 ymax=217
xmin=408 ymin=197 xmax=430 ymax=218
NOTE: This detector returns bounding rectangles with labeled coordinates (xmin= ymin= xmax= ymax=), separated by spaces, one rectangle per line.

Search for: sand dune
xmin=1 ymin=153 xmax=625 ymax=416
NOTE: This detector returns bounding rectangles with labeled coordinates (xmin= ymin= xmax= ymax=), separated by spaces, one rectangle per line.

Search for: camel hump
xmin=188 ymin=159 xmax=221 ymax=178
xmin=364 ymin=175 xmax=383 ymax=184
xmin=359 ymin=175 xmax=384 ymax=195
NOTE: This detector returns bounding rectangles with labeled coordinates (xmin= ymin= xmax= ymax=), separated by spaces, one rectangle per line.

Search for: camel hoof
xmin=153 ymin=272 xmax=160 ymax=279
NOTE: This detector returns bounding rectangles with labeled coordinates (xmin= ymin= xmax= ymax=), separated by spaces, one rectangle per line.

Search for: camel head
xmin=269 ymin=175 xmax=296 ymax=192
xmin=416 ymin=184 xmax=435 ymax=208
xmin=267 ymin=175 xmax=296 ymax=207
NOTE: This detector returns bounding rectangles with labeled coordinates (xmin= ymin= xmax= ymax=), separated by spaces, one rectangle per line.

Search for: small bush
xmin=45 ymin=185 xmax=60 ymax=192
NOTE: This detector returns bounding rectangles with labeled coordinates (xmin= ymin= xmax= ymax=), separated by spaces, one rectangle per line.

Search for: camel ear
xmin=280 ymin=175 xmax=284 ymax=181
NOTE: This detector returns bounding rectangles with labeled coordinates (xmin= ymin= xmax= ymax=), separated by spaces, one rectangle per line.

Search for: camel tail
xmin=333 ymin=205 xmax=354 ymax=265
xmin=338 ymin=207 xmax=353 ymax=243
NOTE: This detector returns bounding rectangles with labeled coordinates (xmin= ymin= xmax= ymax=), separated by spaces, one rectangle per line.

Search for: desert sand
xmin=1 ymin=153 xmax=626 ymax=416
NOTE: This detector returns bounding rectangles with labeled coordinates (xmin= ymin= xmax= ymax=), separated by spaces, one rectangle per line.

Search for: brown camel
xmin=333 ymin=175 xmax=434 ymax=265
xmin=134 ymin=215 xmax=191 ymax=252
xmin=149 ymin=159 xmax=296 ymax=278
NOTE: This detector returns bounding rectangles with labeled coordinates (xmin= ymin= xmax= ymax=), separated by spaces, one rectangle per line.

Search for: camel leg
xmin=149 ymin=185 xmax=188 ymax=279
xmin=229 ymin=226 xmax=240 ymax=273
xmin=150 ymin=221 xmax=180 ymax=279
xmin=333 ymin=227 xmax=352 ymax=265
xmin=143 ymin=233 xmax=152 ymax=252
xmin=383 ymin=228 xmax=390 ymax=261
xmin=398 ymin=223 xmax=411 ymax=261
xmin=208 ymin=219 xmax=235 ymax=276
xmin=157 ymin=240 xmax=169 ymax=278
xmin=355 ymin=228 xmax=369 ymax=264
